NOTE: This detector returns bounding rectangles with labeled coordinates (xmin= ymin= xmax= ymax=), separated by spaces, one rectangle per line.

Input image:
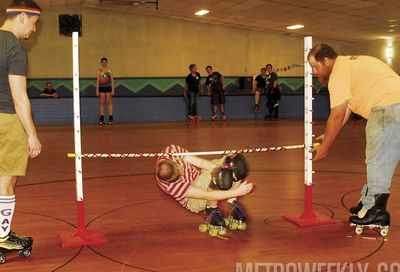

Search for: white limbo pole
xmin=304 ymin=36 xmax=313 ymax=188
xmin=73 ymin=31 xmax=84 ymax=216
xmin=59 ymin=32 xmax=108 ymax=247
xmin=283 ymin=36 xmax=336 ymax=227
xmin=301 ymin=36 xmax=316 ymax=219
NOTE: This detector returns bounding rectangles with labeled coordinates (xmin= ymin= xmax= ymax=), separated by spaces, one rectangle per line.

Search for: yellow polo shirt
xmin=328 ymin=55 xmax=400 ymax=119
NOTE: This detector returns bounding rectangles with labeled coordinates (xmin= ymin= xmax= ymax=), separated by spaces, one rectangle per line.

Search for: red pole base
xmin=282 ymin=212 xmax=336 ymax=227
xmin=59 ymin=200 xmax=109 ymax=248
xmin=282 ymin=184 xmax=336 ymax=228
xmin=59 ymin=228 xmax=109 ymax=248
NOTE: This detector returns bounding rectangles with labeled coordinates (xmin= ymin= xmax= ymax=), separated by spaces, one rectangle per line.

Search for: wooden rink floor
xmin=7 ymin=120 xmax=400 ymax=272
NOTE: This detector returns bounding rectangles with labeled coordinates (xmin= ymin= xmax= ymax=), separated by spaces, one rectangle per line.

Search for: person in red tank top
xmin=96 ymin=57 xmax=115 ymax=125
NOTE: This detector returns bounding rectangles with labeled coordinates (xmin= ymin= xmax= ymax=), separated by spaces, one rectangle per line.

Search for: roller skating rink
xmin=5 ymin=120 xmax=400 ymax=271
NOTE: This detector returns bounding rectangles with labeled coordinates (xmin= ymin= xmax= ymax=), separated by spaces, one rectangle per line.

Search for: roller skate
xmin=254 ymin=105 xmax=260 ymax=113
xmin=264 ymin=114 xmax=272 ymax=120
xmin=0 ymin=232 xmax=33 ymax=264
xmin=221 ymin=113 xmax=227 ymax=121
xmin=9 ymin=232 xmax=33 ymax=247
xmin=187 ymin=115 xmax=195 ymax=123
xmin=349 ymin=193 xmax=390 ymax=237
xmin=349 ymin=197 xmax=365 ymax=215
xmin=98 ymin=115 xmax=104 ymax=125
xmin=194 ymin=115 xmax=201 ymax=121
xmin=212 ymin=113 xmax=217 ymax=121
xmin=199 ymin=207 xmax=227 ymax=237
xmin=108 ymin=115 xmax=113 ymax=125
xmin=350 ymin=188 xmax=368 ymax=215
xmin=225 ymin=200 xmax=247 ymax=231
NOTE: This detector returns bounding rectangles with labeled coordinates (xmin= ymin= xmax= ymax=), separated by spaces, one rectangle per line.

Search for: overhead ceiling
xmin=2 ymin=0 xmax=400 ymax=42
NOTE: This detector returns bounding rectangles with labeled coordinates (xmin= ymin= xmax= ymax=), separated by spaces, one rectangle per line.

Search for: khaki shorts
xmin=186 ymin=157 xmax=225 ymax=213
xmin=0 ymin=113 xmax=29 ymax=176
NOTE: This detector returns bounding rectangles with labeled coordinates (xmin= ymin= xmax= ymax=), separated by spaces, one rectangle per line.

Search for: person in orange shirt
xmin=308 ymin=44 xmax=400 ymax=236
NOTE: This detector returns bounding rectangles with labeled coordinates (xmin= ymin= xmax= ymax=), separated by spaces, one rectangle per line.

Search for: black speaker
xmin=59 ymin=14 xmax=82 ymax=36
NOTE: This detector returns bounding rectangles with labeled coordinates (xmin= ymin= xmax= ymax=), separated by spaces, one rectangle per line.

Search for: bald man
xmin=309 ymin=44 xmax=400 ymax=235
xmin=0 ymin=0 xmax=42 ymax=256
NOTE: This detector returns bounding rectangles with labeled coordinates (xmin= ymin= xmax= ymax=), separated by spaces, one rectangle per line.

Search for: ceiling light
xmin=386 ymin=42 xmax=393 ymax=65
xmin=388 ymin=29 xmax=395 ymax=32
xmin=195 ymin=10 xmax=210 ymax=16
xmin=286 ymin=24 xmax=304 ymax=30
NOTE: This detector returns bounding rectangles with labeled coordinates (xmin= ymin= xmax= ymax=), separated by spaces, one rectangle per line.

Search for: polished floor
xmin=6 ymin=119 xmax=400 ymax=271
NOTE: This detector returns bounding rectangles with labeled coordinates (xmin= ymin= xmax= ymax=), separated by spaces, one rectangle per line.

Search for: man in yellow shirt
xmin=308 ymin=44 xmax=400 ymax=234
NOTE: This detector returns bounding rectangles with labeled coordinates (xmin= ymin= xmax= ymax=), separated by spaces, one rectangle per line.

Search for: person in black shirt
xmin=40 ymin=81 xmax=58 ymax=98
xmin=184 ymin=64 xmax=202 ymax=121
xmin=253 ymin=68 xmax=267 ymax=112
xmin=205 ymin=66 xmax=226 ymax=121
xmin=265 ymin=64 xmax=280 ymax=120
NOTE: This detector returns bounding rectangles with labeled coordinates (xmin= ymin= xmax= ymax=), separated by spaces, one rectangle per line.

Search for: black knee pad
xmin=209 ymin=167 xmax=234 ymax=191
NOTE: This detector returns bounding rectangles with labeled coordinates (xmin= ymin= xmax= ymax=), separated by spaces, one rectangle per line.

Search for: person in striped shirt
xmin=155 ymin=144 xmax=253 ymax=235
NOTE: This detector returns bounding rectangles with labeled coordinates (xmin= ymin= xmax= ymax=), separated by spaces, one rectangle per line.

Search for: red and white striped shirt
xmin=156 ymin=145 xmax=200 ymax=208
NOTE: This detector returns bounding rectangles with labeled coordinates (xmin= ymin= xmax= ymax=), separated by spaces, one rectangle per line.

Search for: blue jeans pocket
xmin=392 ymin=104 xmax=400 ymax=124
xmin=365 ymin=108 xmax=384 ymax=163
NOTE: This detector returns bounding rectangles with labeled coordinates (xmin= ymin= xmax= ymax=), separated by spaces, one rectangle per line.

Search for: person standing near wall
xmin=253 ymin=68 xmax=267 ymax=113
xmin=0 ymin=0 xmax=42 ymax=255
xmin=205 ymin=66 xmax=226 ymax=121
xmin=265 ymin=64 xmax=280 ymax=120
xmin=184 ymin=64 xmax=202 ymax=121
xmin=96 ymin=57 xmax=115 ymax=125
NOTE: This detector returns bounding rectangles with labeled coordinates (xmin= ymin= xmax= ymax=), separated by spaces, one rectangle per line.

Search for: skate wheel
xmin=218 ymin=228 xmax=227 ymax=236
xmin=0 ymin=253 xmax=6 ymax=264
xmin=199 ymin=224 xmax=208 ymax=233
xmin=380 ymin=227 xmax=389 ymax=237
xmin=20 ymin=249 xmax=31 ymax=258
xmin=230 ymin=223 xmax=238 ymax=231
xmin=355 ymin=227 xmax=363 ymax=235
xmin=209 ymin=229 xmax=219 ymax=237
xmin=238 ymin=222 xmax=247 ymax=231
xmin=224 ymin=218 xmax=230 ymax=227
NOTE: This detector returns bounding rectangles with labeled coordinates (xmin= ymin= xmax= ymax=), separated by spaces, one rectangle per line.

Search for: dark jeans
xmin=266 ymin=99 xmax=279 ymax=118
xmin=188 ymin=91 xmax=199 ymax=116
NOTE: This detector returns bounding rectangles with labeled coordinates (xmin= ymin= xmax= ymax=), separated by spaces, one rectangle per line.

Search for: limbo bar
xmin=67 ymin=143 xmax=319 ymax=159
